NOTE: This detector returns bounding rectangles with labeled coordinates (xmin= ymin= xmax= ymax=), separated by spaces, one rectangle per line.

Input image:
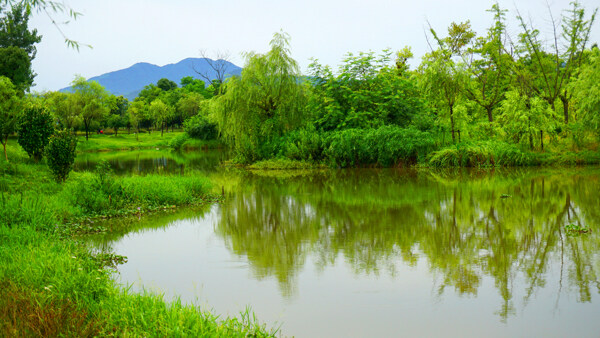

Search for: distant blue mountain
xmin=61 ymin=58 xmax=242 ymax=100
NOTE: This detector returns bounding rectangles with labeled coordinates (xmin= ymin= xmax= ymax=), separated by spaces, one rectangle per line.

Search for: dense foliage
xmin=46 ymin=129 xmax=77 ymax=182
xmin=17 ymin=105 xmax=53 ymax=161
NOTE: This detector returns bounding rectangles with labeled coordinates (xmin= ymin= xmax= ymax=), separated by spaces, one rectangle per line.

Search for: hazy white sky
xmin=28 ymin=0 xmax=599 ymax=92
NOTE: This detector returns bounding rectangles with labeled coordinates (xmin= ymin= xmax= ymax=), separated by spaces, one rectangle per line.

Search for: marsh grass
xmin=0 ymin=226 xmax=277 ymax=337
xmin=0 ymin=280 xmax=106 ymax=337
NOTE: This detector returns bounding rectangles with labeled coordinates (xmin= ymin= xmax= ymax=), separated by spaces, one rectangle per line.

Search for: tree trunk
xmin=486 ymin=106 xmax=493 ymax=123
xmin=561 ymin=96 xmax=569 ymax=125
xmin=161 ymin=123 xmax=164 ymax=137
xmin=450 ymin=105 xmax=455 ymax=143
xmin=540 ymin=130 xmax=544 ymax=151
xmin=529 ymin=133 xmax=534 ymax=150
xmin=2 ymin=140 xmax=7 ymax=162
xmin=85 ymin=121 xmax=89 ymax=141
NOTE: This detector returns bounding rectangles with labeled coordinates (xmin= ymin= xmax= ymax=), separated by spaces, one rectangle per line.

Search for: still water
xmin=88 ymin=153 xmax=600 ymax=337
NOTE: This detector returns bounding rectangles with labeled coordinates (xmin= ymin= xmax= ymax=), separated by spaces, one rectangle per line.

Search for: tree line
xmin=1 ymin=1 xmax=599 ymax=168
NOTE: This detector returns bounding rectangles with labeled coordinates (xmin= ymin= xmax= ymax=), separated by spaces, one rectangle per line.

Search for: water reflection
xmin=212 ymin=168 xmax=600 ymax=320
xmin=90 ymin=164 xmax=600 ymax=335
xmin=74 ymin=149 xmax=229 ymax=175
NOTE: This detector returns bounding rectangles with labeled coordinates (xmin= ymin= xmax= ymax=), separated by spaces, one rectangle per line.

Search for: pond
xmin=87 ymin=152 xmax=600 ymax=337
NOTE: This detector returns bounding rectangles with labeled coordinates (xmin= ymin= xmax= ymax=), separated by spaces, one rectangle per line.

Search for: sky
xmin=28 ymin=0 xmax=600 ymax=92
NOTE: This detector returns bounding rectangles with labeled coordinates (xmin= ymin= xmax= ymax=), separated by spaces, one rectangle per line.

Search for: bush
xmin=168 ymin=133 xmax=189 ymax=151
xmin=46 ymin=130 xmax=77 ymax=182
xmin=17 ymin=106 xmax=54 ymax=162
xmin=184 ymin=114 xmax=218 ymax=140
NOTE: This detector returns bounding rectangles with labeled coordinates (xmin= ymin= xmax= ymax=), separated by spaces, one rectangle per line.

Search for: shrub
xmin=17 ymin=106 xmax=54 ymax=162
xmin=46 ymin=130 xmax=77 ymax=182
xmin=184 ymin=114 xmax=218 ymax=140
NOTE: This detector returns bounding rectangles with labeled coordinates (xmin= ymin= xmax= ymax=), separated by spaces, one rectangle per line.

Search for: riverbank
xmin=0 ymin=144 xmax=276 ymax=336
xmin=242 ymin=135 xmax=600 ymax=169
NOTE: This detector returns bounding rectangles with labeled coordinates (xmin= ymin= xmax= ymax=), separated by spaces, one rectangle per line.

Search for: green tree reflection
xmin=213 ymin=168 xmax=600 ymax=320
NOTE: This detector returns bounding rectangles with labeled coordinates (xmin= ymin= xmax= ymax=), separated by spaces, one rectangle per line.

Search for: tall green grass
xmin=324 ymin=126 xmax=435 ymax=167
xmin=58 ymin=171 xmax=212 ymax=217
xmin=428 ymin=141 xmax=600 ymax=167
xmin=0 ymin=153 xmax=275 ymax=336
xmin=428 ymin=141 xmax=536 ymax=167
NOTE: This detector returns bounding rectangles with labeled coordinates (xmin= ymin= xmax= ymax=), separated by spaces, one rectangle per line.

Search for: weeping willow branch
xmin=1 ymin=0 xmax=91 ymax=50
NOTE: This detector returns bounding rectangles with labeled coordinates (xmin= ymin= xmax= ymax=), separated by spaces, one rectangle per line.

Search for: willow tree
xmin=212 ymin=32 xmax=305 ymax=162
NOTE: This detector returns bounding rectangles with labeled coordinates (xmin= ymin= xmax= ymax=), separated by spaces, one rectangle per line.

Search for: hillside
xmin=61 ymin=58 xmax=242 ymax=100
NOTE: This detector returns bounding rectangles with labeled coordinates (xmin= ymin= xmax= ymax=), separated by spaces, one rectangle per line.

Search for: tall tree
xmin=177 ymin=92 xmax=204 ymax=120
xmin=419 ymin=50 xmax=465 ymax=143
xmin=71 ymin=76 xmax=110 ymax=141
xmin=148 ymin=98 xmax=171 ymax=137
xmin=127 ymin=100 xmax=147 ymax=140
xmin=106 ymin=95 xmax=129 ymax=136
xmin=513 ymin=1 xmax=597 ymax=124
xmin=420 ymin=22 xmax=473 ymax=142
xmin=0 ymin=46 xmax=31 ymax=92
xmin=0 ymin=3 xmax=41 ymax=59
xmin=43 ymin=91 xmax=81 ymax=131
xmin=460 ymin=4 xmax=511 ymax=124
xmin=0 ymin=3 xmax=41 ymax=92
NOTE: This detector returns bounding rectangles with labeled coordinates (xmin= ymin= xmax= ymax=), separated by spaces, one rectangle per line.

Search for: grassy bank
xmin=0 ymin=144 xmax=275 ymax=336
xmin=427 ymin=141 xmax=600 ymax=167
xmin=0 ymin=227 xmax=275 ymax=336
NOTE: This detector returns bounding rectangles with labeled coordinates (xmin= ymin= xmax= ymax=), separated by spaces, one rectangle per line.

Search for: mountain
xmin=61 ymin=58 xmax=242 ymax=100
